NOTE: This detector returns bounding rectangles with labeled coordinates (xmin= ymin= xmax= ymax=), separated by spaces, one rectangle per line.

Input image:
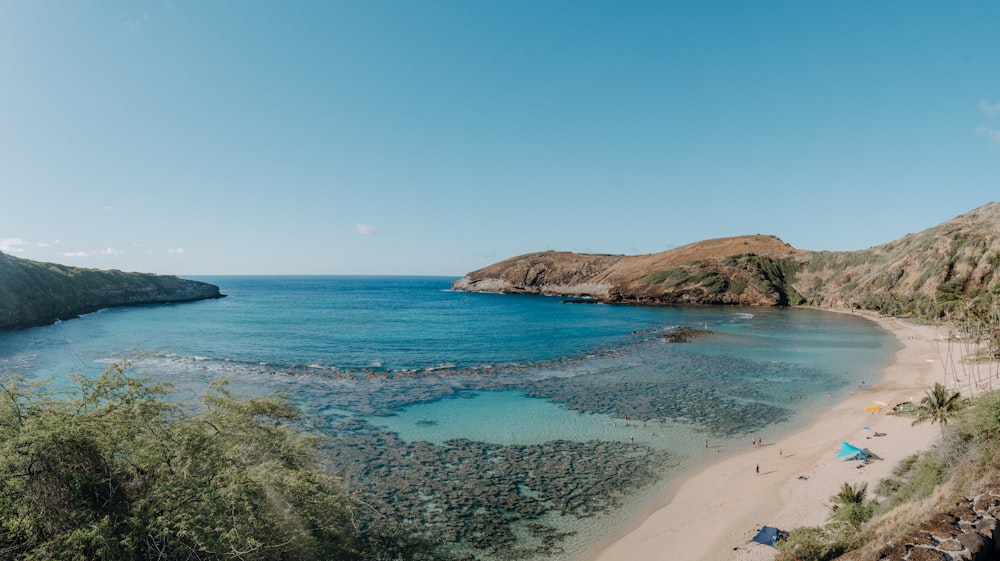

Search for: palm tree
xmin=830 ymin=482 xmax=867 ymax=511
xmin=911 ymin=382 xmax=965 ymax=434
xmin=830 ymin=482 xmax=873 ymax=527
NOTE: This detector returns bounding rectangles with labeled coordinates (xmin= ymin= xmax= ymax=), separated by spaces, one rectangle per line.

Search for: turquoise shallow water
xmin=369 ymin=390 xmax=632 ymax=446
xmin=0 ymin=276 xmax=899 ymax=559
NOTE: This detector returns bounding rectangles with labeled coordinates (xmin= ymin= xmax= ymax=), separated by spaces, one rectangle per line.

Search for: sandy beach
xmin=592 ymin=312 xmax=949 ymax=561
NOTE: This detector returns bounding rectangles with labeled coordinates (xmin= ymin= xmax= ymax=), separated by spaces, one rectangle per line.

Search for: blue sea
xmin=0 ymin=276 xmax=898 ymax=559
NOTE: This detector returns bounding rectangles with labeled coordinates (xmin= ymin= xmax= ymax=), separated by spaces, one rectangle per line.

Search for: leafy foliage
xmin=747 ymin=255 xmax=803 ymax=305
xmin=642 ymin=266 xmax=691 ymax=288
xmin=779 ymin=409 xmax=961 ymax=560
xmin=874 ymin=449 xmax=949 ymax=509
xmin=642 ymin=255 xmax=803 ymax=303
xmin=0 ymin=251 xmax=220 ymax=330
xmin=828 ymin=483 xmax=874 ymax=527
xmin=911 ymin=382 xmax=966 ymax=434
xmin=951 ymin=388 xmax=1000 ymax=441
xmin=0 ymin=364 xmax=445 ymax=561
xmin=774 ymin=524 xmax=863 ymax=561
xmin=858 ymin=390 xmax=1000 ymax=554
xmin=728 ymin=276 xmax=748 ymax=295
xmin=831 ymin=481 xmax=867 ymax=507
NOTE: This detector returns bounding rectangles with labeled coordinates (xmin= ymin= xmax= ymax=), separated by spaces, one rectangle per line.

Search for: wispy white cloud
xmin=979 ymin=99 xmax=1000 ymax=117
xmin=0 ymin=238 xmax=27 ymax=253
xmin=977 ymin=125 xmax=1000 ymax=146
xmin=35 ymin=239 xmax=61 ymax=248
xmin=167 ymin=248 xmax=185 ymax=254
xmin=60 ymin=248 xmax=124 ymax=258
xmin=355 ymin=224 xmax=378 ymax=236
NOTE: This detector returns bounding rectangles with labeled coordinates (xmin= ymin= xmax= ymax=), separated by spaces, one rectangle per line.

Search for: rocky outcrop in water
xmin=662 ymin=326 xmax=713 ymax=343
xmin=0 ymin=252 xmax=224 ymax=330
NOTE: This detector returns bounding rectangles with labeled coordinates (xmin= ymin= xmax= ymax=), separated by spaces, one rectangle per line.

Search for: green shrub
xmin=875 ymin=448 xmax=948 ymax=508
xmin=875 ymin=454 xmax=920 ymax=497
xmin=829 ymin=482 xmax=875 ymax=527
xmin=911 ymin=269 xmax=932 ymax=292
xmin=729 ymin=277 xmax=748 ymax=295
xmin=774 ymin=525 xmax=855 ymax=561
xmin=692 ymin=271 xmax=729 ymax=294
xmin=0 ymin=363 xmax=445 ymax=561
xmin=643 ymin=267 xmax=688 ymax=286
xmin=830 ymin=501 xmax=875 ymax=527
xmin=953 ymin=389 xmax=1000 ymax=441
xmin=937 ymin=276 xmax=967 ymax=309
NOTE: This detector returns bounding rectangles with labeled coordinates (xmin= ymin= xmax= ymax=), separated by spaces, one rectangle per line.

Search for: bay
xmin=0 ymin=276 xmax=898 ymax=559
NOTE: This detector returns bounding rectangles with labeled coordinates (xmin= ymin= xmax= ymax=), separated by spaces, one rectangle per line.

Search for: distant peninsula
xmin=0 ymin=252 xmax=224 ymax=330
xmin=453 ymin=202 xmax=1000 ymax=320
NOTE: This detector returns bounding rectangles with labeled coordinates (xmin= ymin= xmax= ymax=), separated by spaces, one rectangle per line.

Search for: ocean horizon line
xmin=185 ymin=273 xmax=463 ymax=279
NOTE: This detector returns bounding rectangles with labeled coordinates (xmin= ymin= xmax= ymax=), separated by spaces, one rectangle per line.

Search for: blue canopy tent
xmin=835 ymin=441 xmax=864 ymax=459
xmin=835 ymin=441 xmax=881 ymax=463
xmin=750 ymin=526 xmax=780 ymax=547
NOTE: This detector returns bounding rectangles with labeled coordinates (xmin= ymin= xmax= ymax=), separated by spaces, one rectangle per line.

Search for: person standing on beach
xmin=755 ymin=464 xmax=760 ymax=476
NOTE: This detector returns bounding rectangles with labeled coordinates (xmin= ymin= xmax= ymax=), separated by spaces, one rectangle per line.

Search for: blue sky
xmin=2 ymin=2 xmax=999 ymax=276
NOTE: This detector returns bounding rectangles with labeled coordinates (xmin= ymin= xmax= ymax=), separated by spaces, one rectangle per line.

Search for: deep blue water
xmin=0 ymin=276 xmax=701 ymax=376
xmin=0 ymin=276 xmax=894 ymax=386
xmin=0 ymin=276 xmax=900 ymax=559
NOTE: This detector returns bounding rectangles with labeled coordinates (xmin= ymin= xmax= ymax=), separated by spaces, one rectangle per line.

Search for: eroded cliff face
xmin=453 ymin=202 xmax=1000 ymax=318
xmin=453 ymin=235 xmax=808 ymax=307
xmin=450 ymin=251 xmax=623 ymax=298
xmin=0 ymin=252 xmax=224 ymax=330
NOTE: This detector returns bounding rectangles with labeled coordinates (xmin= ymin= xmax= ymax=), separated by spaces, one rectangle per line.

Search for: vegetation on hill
xmin=0 ymin=363 xmax=446 ymax=561
xmin=452 ymin=204 xmax=1000 ymax=561
xmin=0 ymin=252 xmax=223 ymax=330
xmin=642 ymin=254 xmax=805 ymax=306
xmin=775 ymin=383 xmax=1000 ymax=561
xmin=453 ymin=202 xmax=1000 ymax=324
xmin=4 ymin=203 xmax=999 ymax=559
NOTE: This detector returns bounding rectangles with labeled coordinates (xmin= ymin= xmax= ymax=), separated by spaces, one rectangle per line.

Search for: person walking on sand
xmin=755 ymin=464 xmax=759 ymax=476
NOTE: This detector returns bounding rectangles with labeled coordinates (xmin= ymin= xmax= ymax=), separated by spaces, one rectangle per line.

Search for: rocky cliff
xmin=847 ymin=486 xmax=1000 ymax=561
xmin=0 ymin=252 xmax=224 ymax=330
xmin=453 ymin=202 xmax=1000 ymax=319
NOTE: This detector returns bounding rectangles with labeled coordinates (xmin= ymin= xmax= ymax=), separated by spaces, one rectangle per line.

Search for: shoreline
xmin=590 ymin=311 xmax=946 ymax=561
